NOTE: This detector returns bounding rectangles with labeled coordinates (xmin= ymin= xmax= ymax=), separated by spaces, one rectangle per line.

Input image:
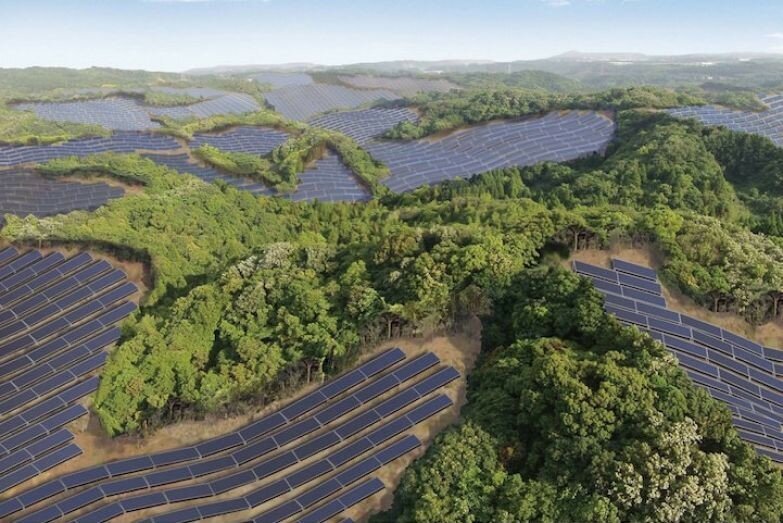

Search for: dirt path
xmin=567 ymin=244 xmax=783 ymax=349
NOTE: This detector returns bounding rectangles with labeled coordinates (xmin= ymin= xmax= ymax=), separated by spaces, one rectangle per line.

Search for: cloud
xmin=767 ymin=32 xmax=783 ymax=39
xmin=541 ymin=0 xmax=572 ymax=5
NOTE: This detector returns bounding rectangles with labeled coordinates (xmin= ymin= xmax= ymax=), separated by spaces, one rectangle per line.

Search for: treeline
xmin=384 ymin=85 xmax=703 ymax=139
xmin=372 ymin=266 xmax=783 ymax=522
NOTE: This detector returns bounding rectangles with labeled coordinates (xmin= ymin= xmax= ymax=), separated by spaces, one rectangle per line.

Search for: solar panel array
xmin=14 ymin=89 xmax=261 ymax=131
xmin=366 ymin=111 xmax=615 ymax=193
xmin=190 ymin=126 xmax=290 ymax=156
xmin=338 ymin=75 xmax=459 ymax=97
xmin=15 ymin=99 xmax=160 ymax=132
xmin=667 ymin=94 xmax=783 ymax=147
xmin=0 ymin=171 xmax=124 ymax=227
xmin=308 ymin=108 xmax=419 ymax=145
xmin=0 ymin=247 xmax=137 ymax=494
xmin=573 ymin=258 xmax=783 ymax=463
xmin=250 ymin=72 xmax=315 ymax=90
xmin=148 ymin=92 xmax=260 ymax=121
xmin=142 ymin=154 xmax=274 ymax=197
xmin=0 ymin=132 xmax=179 ymax=167
xmin=290 ymin=153 xmax=371 ymax=203
xmin=0 ymin=347 xmax=460 ymax=522
xmin=264 ymin=84 xmax=401 ymax=121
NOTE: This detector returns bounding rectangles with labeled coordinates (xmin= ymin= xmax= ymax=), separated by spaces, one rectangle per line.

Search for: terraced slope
xmin=338 ymin=75 xmax=459 ymax=96
xmin=309 ymin=108 xmax=418 ymax=145
xmin=250 ymin=72 xmax=315 ymax=90
xmin=574 ymin=259 xmax=783 ymax=463
xmin=368 ymin=110 xmax=615 ymax=192
xmin=0 ymin=348 xmax=459 ymax=523
xmin=0 ymin=132 xmax=179 ymax=167
xmin=14 ymin=88 xmax=260 ymax=131
xmin=0 ymin=171 xmax=124 ymax=226
xmin=0 ymin=247 xmax=137 ymax=493
xmin=264 ymin=84 xmax=400 ymax=121
xmin=667 ymin=94 xmax=783 ymax=146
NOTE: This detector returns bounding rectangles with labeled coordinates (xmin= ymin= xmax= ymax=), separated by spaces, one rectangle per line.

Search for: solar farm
xmin=142 ymin=154 xmax=275 ymax=197
xmin=0 ymin=346 xmax=460 ymax=522
xmin=14 ymin=88 xmax=260 ymax=131
xmin=0 ymin=246 xmax=137 ymax=497
xmin=190 ymin=126 xmax=290 ymax=156
xmin=250 ymin=72 xmax=315 ymax=90
xmin=667 ymin=94 xmax=783 ymax=147
xmin=367 ymin=111 xmax=615 ymax=192
xmin=337 ymin=75 xmax=459 ymax=97
xmin=308 ymin=108 xmax=419 ymax=145
xmin=263 ymin=84 xmax=401 ymax=121
xmin=290 ymin=153 xmax=371 ymax=203
xmin=0 ymin=171 xmax=124 ymax=227
xmin=573 ymin=259 xmax=783 ymax=464
xmin=0 ymin=132 xmax=179 ymax=167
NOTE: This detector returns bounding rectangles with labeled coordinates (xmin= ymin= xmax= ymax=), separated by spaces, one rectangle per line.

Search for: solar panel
xmin=294 ymin=431 xmax=341 ymax=461
xmin=359 ymin=347 xmax=406 ymax=377
xmin=281 ymin=391 xmax=329 ymax=421
xmin=413 ymin=367 xmax=460 ymax=396
xmin=287 ymin=459 xmax=334 ymax=489
xmin=392 ymin=352 xmax=439 ymax=382
xmin=100 ymin=475 xmax=149 ymax=496
xmin=611 ymin=258 xmax=659 ymax=281
xmin=195 ymin=432 xmax=244 ymax=457
xmin=314 ymin=396 xmax=361 ymax=425
xmin=274 ymin=417 xmax=321 ymax=446
xmin=353 ymin=373 xmax=400 ymax=403
xmin=298 ymin=478 xmax=384 ymax=523
xmin=367 ymin=417 xmax=412 ymax=446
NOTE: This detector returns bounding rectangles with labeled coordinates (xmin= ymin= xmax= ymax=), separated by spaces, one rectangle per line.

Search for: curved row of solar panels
xmin=14 ymin=89 xmax=260 ymax=131
xmin=573 ymin=258 xmax=783 ymax=463
xmin=309 ymin=108 xmax=419 ymax=145
xmin=0 ymin=347 xmax=460 ymax=522
xmin=263 ymin=84 xmax=401 ymax=121
xmin=0 ymin=247 xmax=137 ymax=496
xmin=144 ymin=152 xmax=370 ymax=203
xmin=337 ymin=75 xmax=459 ymax=97
xmin=0 ymin=132 xmax=179 ymax=167
xmin=667 ymin=94 xmax=783 ymax=147
xmin=366 ymin=111 xmax=615 ymax=193
xmin=0 ymin=171 xmax=124 ymax=227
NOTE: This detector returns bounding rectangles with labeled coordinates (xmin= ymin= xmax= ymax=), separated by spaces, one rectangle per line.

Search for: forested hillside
xmin=4 ymin=65 xmax=783 ymax=520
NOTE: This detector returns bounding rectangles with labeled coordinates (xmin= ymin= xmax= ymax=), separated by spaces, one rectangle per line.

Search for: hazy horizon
xmin=2 ymin=0 xmax=783 ymax=72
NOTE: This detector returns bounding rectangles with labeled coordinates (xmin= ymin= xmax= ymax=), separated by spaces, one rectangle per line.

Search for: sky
xmin=1 ymin=0 xmax=783 ymax=71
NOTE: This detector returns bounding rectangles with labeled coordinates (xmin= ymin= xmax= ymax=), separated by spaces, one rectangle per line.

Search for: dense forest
xmin=4 ymin=66 xmax=783 ymax=520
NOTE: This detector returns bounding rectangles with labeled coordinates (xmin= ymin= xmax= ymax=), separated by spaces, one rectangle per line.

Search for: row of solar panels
xmin=573 ymin=259 xmax=783 ymax=462
xmin=144 ymin=152 xmax=370 ymax=203
xmin=0 ymin=132 xmax=179 ymax=167
xmin=14 ymin=91 xmax=260 ymax=132
xmin=309 ymin=108 xmax=419 ymax=145
xmin=264 ymin=84 xmax=401 ymax=122
xmin=0 ymin=171 xmax=124 ymax=227
xmin=0 ymin=247 xmax=137 ymax=494
xmin=367 ymin=111 xmax=616 ymax=193
xmin=667 ymin=94 xmax=783 ymax=147
xmin=2 ymin=347 xmax=459 ymax=523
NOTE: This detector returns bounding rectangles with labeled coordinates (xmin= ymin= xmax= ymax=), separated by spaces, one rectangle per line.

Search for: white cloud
xmin=541 ymin=0 xmax=572 ymax=5
xmin=766 ymin=32 xmax=783 ymax=39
